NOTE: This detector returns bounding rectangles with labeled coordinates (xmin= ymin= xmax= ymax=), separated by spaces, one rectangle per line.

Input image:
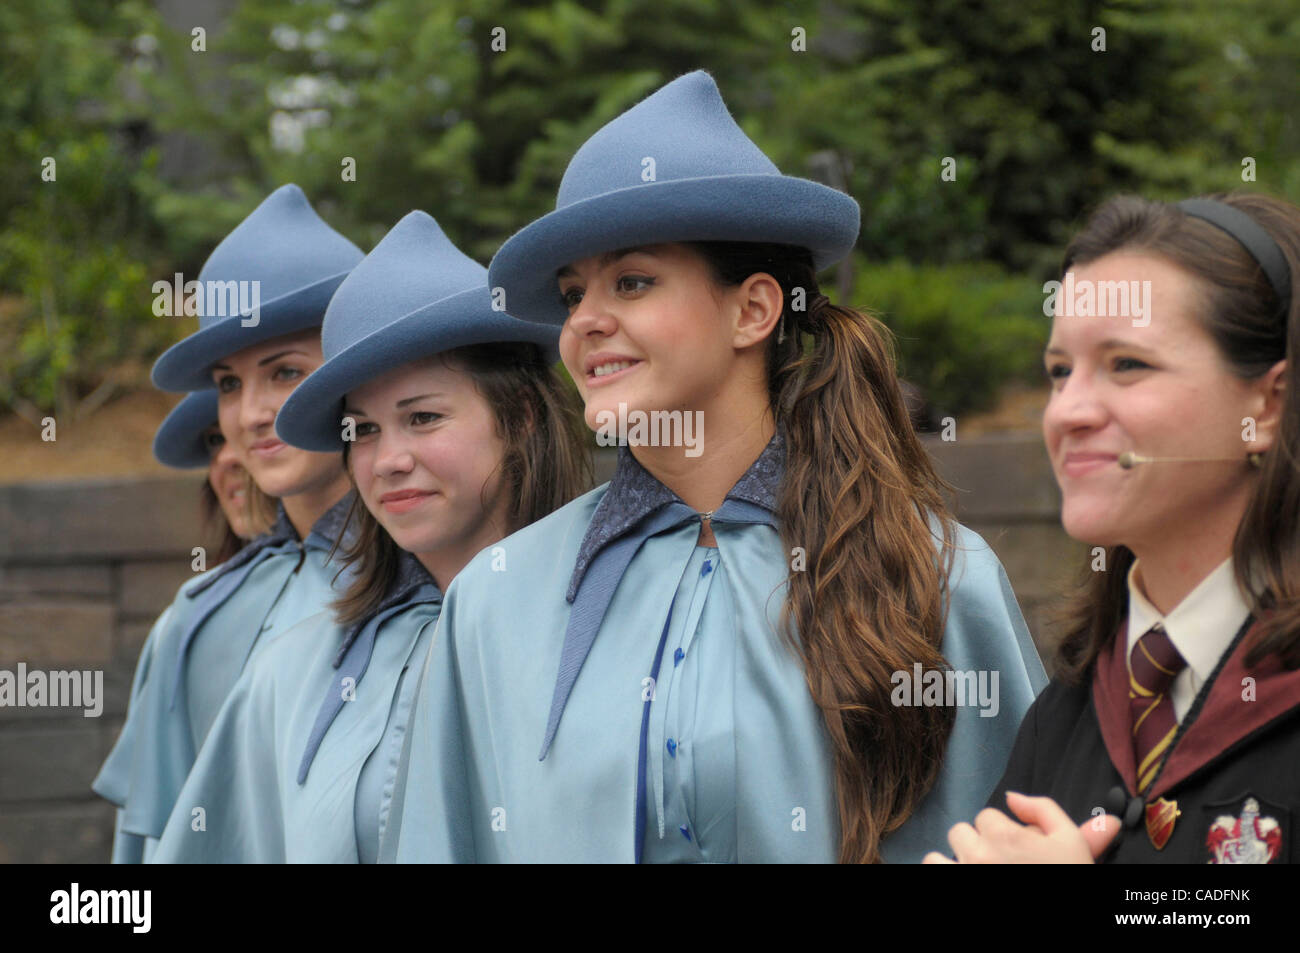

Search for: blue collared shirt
xmin=385 ymin=433 xmax=1047 ymax=862
xmin=148 ymin=543 xmax=439 ymax=863
xmin=93 ymin=492 xmax=356 ymax=862
xmin=150 ymin=549 xmax=441 ymax=863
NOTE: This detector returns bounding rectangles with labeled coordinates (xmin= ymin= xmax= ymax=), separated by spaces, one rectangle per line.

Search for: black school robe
xmin=989 ymin=618 xmax=1300 ymax=863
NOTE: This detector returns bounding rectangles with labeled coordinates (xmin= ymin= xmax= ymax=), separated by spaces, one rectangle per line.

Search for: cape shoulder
xmin=944 ymin=522 xmax=1016 ymax=613
xmin=446 ymin=482 xmax=608 ymax=605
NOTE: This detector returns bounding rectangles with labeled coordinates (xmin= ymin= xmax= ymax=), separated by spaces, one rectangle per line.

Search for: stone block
xmin=0 ymin=602 xmax=115 ymax=666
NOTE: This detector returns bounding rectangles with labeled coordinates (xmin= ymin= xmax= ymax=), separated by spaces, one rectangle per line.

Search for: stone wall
xmin=0 ymin=434 xmax=1081 ymax=863
xmin=0 ymin=476 xmax=210 ymax=862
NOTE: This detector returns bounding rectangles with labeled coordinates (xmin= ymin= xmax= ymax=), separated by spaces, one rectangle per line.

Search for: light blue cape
xmin=92 ymin=498 xmax=353 ymax=858
xmin=150 ymin=594 xmax=440 ymax=863
xmin=383 ymin=484 xmax=1047 ymax=863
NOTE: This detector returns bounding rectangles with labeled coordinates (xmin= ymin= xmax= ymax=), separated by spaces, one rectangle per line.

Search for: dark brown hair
xmin=688 ymin=240 xmax=959 ymax=864
xmin=1051 ymin=193 xmax=1300 ymax=682
xmin=331 ymin=341 xmax=593 ymax=626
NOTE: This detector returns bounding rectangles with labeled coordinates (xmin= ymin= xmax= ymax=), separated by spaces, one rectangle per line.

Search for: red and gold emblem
xmin=1144 ymin=797 xmax=1180 ymax=850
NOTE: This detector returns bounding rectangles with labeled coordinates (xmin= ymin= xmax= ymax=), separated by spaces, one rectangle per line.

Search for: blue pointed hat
xmin=152 ymin=390 xmax=220 ymax=469
xmin=151 ymin=184 xmax=364 ymax=392
xmin=275 ymin=210 xmax=561 ymax=452
xmin=487 ymin=70 xmax=861 ymax=325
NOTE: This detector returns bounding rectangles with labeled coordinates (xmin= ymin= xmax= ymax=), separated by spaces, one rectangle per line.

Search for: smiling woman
xmin=385 ymin=70 xmax=1047 ymax=865
xmin=335 ymin=339 xmax=589 ymax=620
xmin=928 ymin=191 xmax=1300 ymax=865
xmin=196 ymin=420 xmax=275 ymax=559
xmin=150 ymin=389 xmax=274 ymax=561
xmin=344 ymin=356 xmax=510 ymax=590
xmin=209 ymin=329 xmax=352 ymax=538
xmin=146 ymin=210 xmax=591 ymax=863
xmin=93 ymin=184 xmax=365 ymax=863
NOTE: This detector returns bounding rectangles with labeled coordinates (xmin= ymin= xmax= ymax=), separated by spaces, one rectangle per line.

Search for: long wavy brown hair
xmin=1050 ymin=193 xmax=1300 ymax=682
xmin=331 ymin=341 xmax=593 ymax=627
xmin=689 ymin=241 xmax=959 ymax=864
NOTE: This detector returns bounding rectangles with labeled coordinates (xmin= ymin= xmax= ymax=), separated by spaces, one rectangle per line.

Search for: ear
xmin=1248 ymin=359 xmax=1286 ymax=453
xmin=729 ymin=271 xmax=784 ymax=350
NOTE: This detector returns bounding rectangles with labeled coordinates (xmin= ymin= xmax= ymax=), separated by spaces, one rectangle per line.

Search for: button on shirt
xmin=1126 ymin=557 xmax=1251 ymax=723
xmin=384 ymin=430 xmax=1047 ymax=863
xmin=643 ymin=544 xmax=731 ymax=861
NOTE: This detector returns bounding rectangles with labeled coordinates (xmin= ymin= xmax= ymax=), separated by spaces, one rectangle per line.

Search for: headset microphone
xmin=1118 ymin=451 xmax=1260 ymax=469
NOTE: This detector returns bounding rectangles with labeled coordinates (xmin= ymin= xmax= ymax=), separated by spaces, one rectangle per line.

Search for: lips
xmin=582 ymin=353 xmax=643 ymax=387
xmin=583 ymin=351 xmax=638 ymax=374
xmin=1061 ymin=451 xmax=1118 ymax=477
xmin=379 ymin=488 xmax=435 ymax=514
xmin=249 ymin=439 xmax=286 ymax=458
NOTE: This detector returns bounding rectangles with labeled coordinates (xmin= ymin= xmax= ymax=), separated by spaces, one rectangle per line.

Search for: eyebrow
xmin=258 ymin=349 xmax=307 ymax=366
xmin=342 ymin=392 xmax=444 ymax=416
xmin=397 ymin=392 xmax=443 ymax=408
xmin=210 ymin=349 xmax=308 ymax=372
xmin=1044 ymin=338 xmax=1158 ymax=357
xmin=556 ymin=246 xmax=661 ymax=279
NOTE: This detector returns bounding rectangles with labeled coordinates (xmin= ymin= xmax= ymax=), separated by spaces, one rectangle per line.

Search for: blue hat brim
xmin=274 ymin=287 xmax=561 ymax=452
xmin=150 ymin=271 xmax=351 ymax=392
xmin=153 ymin=391 xmax=219 ymax=469
xmin=487 ymin=174 xmax=860 ymax=326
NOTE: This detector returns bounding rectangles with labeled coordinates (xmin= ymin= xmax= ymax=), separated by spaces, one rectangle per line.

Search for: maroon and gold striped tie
xmin=1129 ymin=623 xmax=1188 ymax=793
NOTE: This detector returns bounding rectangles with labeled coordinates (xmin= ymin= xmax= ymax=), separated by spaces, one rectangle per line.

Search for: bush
xmin=851 ymin=258 xmax=1048 ymax=420
xmin=0 ymin=3 xmax=165 ymax=421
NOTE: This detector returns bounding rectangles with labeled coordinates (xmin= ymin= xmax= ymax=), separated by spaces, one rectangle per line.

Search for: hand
xmin=921 ymin=791 xmax=1122 ymax=864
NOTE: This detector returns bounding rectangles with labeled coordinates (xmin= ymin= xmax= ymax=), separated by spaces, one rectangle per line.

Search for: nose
xmin=1043 ymin=367 xmax=1108 ymax=440
xmin=238 ymin=377 xmax=278 ymax=438
xmin=210 ymin=435 xmax=242 ymax=477
xmin=564 ymin=283 xmax=618 ymax=339
xmin=372 ymin=427 xmax=416 ymax=480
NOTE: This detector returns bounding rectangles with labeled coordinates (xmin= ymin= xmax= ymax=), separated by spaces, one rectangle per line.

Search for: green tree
xmin=0 ymin=1 xmax=165 ymax=420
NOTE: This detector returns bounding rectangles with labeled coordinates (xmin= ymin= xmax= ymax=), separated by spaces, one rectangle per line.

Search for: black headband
xmin=1177 ymin=198 xmax=1292 ymax=314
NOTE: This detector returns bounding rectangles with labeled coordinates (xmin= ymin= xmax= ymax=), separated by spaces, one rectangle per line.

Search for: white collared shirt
xmin=1126 ymin=557 xmax=1251 ymax=722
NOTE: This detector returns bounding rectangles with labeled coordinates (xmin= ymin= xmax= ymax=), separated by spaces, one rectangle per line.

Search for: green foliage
xmin=755 ymin=0 xmax=1300 ymax=278
xmin=854 ymin=260 xmax=1047 ymax=417
xmin=0 ymin=2 xmax=166 ymax=419
xmin=117 ymin=0 xmax=802 ymax=262
xmin=2 ymin=0 xmax=1297 ymax=421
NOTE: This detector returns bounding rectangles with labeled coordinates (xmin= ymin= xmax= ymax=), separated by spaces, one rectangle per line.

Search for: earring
xmin=1247 ymin=451 xmax=1264 ymax=469
xmin=777 ymin=313 xmax=786 ymax=346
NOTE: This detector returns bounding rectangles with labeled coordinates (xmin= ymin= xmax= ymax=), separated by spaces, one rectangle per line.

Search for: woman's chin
xmin=252 ymin=475 xmax=301 ymax=499
xmin=383 ymin=526 xmax=442 ymax=556
xmin=1060 ymin=507 xmax=1126 ymax=550
xmin=584 ymin=398 xmax=625 ymax=429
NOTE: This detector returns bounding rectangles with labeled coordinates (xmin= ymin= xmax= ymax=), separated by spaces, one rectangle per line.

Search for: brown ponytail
xmin=690 ymin=241 xmax=960 ymax=863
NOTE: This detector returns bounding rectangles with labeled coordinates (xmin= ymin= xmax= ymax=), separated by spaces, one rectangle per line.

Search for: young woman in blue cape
xmin=98 ymin=389 xmax=272 ymax=863
xmin=384 ymin=70 xmax=1048 ymax=864
xmin=148 ymin=211 xmax=592 ymax=862
xmin=161 ymin=388 xmax=275 ymax=557
xmin=924 ymin=193 xmax=1300 ymax=865
xmin=93 ymin=184 xmax=364 ymax=861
